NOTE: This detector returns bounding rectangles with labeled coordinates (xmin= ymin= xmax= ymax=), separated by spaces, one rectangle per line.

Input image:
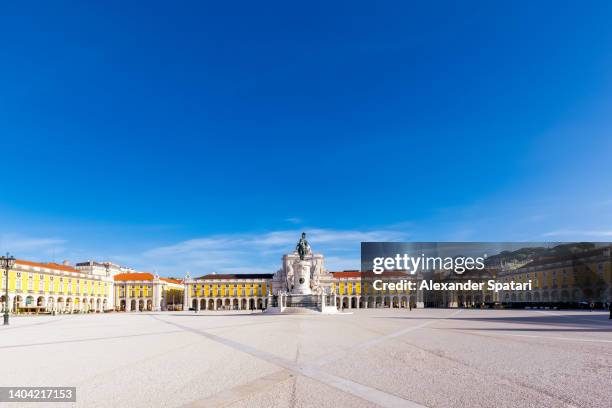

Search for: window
xmin=16 ymin=273 xmax=22 ymax=290
xmin=28 ymin=275 xmax=34 ymax=290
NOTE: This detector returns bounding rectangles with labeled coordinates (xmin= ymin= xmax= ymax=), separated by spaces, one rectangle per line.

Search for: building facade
xmin=114 ymin=273 xmax=183 ymax=311
xmin=498 ymin=246 xmax=612 ymax=307
xmin=183 ymin=273 xmax=273 ymax=311
xmin=4 ymin=244 xmax=609 ymax=315
xmin=1 ymin=260 xmax=114 ymax=313
xmin=182 ymin=270 xmax=417 ymax=311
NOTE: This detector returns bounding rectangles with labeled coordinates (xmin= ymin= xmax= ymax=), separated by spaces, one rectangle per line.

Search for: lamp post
xmin=2 ymin=253 xmax=16 ymax=325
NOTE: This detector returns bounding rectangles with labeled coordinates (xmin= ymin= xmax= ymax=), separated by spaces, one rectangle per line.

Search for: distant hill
xmin=486 ymin=242 xmax=597 ymax=267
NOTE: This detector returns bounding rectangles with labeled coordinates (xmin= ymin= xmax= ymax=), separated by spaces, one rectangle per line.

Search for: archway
xmin=561 ymin=291 xmax=570 ymax=303
xmin=257 ymin=298 xmax=263 ymax=309
xmin=26 ymin=296 xmax=35 ymax=308
xmin=200 ymin=299 xmax=206 ymax=310
xmin=232 ymin=298 xmax=239 ymax=310
xmin=351 ymin=297 xmax=357 ymax=309
xmin=13 ymin=295 xmax=22 ymax=310
xmin=249 ymin=298 xmax=255 ymax=310
xmin=147 ymin=299 xmax=153 ymax=311
xmin=551 ymin=291 xmax=559 ymax=302
xmin=130 ymin=299 xmax=136 ymax=311
xmin=57 ymin=297 xmax=65 ymax=312
xmin=209 ymin=299 xmax=215 ymax=310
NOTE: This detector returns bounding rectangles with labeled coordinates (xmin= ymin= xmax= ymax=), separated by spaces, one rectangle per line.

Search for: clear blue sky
xmin=1 ymin=1 xmax=611 ymax=275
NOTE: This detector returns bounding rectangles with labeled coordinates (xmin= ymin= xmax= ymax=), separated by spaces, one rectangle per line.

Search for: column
xmin=152 ymin=277 xmax=162 ymax=312
xmin=183 ymin=279 xmax=192 ymax=312
xmin=106 ymin=276 xmax=114 ymax=312
xmin=125 ymin=285 xmax=131 ymax=312
xmin=416 ymin=273 xmax=425 ymax=308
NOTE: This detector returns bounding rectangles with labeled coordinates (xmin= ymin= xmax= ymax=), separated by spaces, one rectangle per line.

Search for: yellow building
xmin=184 ymin=273 xmax=273 ymax=311
xmin=499 ymin=246 xmax=612 ymax=306
xmin=183 ymin=271 xmax=415 ymax=311
xmin=1 ymin=259 xmax=113 ymax=313
xmin=114 ymin=273 xmax=184 ymax=311
xmin=332 ymin=270 xmax=414 ymax=309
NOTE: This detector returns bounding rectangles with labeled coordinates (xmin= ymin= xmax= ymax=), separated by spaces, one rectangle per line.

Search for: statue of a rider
xmin=296 ymin=232 xmax=310 ymax=260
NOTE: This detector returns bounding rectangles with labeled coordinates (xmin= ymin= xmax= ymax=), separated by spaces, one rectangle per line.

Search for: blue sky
xmin=1 ymin=1 xmax=612 ymax=275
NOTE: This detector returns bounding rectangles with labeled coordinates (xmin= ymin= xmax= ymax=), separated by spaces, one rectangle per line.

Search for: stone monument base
xmin=264 ymin=293 xmax=339 ymax=314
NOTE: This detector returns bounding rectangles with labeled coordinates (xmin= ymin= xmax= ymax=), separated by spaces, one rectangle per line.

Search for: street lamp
xmin=1 ymin=253 xmax=16 ymax=325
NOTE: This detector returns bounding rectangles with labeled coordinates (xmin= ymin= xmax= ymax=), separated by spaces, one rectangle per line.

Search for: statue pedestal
xmin=292 ymin=260 xmax=312 ymax=295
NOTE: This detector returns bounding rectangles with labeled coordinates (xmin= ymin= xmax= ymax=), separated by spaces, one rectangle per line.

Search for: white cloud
xmin=0 ymin=234 xmax=67 ymax=258
xmin=542 ymin=229 xmax=612 ymax=238
xmin=139 ymin=227 xmax=411 ymax=276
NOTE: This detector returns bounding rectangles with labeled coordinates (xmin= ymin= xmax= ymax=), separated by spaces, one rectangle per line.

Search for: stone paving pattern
xmin=1 ymin=308 xmax=611 ymax=408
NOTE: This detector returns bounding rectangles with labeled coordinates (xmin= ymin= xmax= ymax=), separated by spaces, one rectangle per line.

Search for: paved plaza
xmin=1 ymin=309 xmax=611 ymax=408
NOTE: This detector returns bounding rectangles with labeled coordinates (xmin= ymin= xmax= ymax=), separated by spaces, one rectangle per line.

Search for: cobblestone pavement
xmin=1 ymin=308 xmax=610 ymax=408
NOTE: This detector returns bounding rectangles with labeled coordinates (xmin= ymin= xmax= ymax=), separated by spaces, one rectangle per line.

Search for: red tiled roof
xmin=114 ymin=274 xmax=184 ymax=284
xmin=196 ymin=273 xmax=274 ymax=280
xmin=16 ymin=259 xmax=80 ymax=273
xmin=331 ymin=271 xmax=361 ymax=278
xmin=160 ymin=277 xmax=182 ymax=284
xmin=114 ymin=273 xmax=154 ymax=281
xmin=331 ymin=270 xmax=412 ymax=278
